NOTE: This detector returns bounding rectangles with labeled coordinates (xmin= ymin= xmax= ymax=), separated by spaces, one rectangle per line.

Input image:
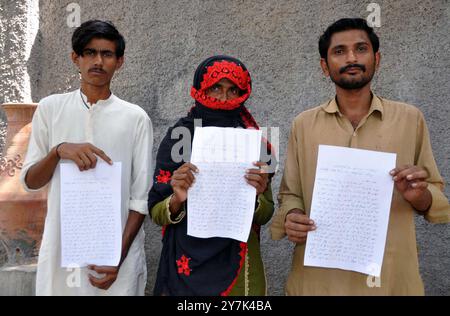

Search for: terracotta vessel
xmin=0 ymin=104 xmax=47 ymax=266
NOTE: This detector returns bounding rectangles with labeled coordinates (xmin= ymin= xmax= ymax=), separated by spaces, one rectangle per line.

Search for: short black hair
xmin=319 ymin=18 xmax=380 ymax=60
xmin=72 ymin=20 xmax=126 ymax=58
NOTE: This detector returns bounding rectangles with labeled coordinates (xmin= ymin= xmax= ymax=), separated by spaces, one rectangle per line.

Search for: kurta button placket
xmin=86 ymin=105 xmax=95 ymax=143
xmin=350 ymin=130 xmax=358 ymax=147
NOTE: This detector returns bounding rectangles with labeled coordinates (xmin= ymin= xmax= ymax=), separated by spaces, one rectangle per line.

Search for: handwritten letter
xmin=60 ymin=162 xmax=122 ymax=268
xmin=304 ymin=145 xmax=396 ymax=277
xmin=188 ymin=127 xmax=262 ymax=242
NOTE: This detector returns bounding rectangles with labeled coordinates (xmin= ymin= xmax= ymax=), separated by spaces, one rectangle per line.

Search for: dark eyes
xmin=210 ymin=85 xmax=239 ymax=94
xmin=83 ymin=49 xmax=115 ymax=58
xmin=102 ymin=51 xmax=115 ymax=58
xmin=229 ymin=88 xmax=239 ymax=95
xmin=357 ymin=46 xmax=368 ymax=52
xmin=334 ymin=46 xmax=368 ymax=55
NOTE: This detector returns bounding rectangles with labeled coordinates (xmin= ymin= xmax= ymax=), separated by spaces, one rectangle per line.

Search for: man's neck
xmin=336 ymin=85 xmax=372 ymax=120
xmin=80 ymin=83 xmax=112 ymax=105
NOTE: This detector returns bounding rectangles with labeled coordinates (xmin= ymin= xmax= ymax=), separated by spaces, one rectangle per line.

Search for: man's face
xmin=72 ymin=38 xmax=124 ymax=88
xmin=321 ymin=29 xmax=380 ymax=90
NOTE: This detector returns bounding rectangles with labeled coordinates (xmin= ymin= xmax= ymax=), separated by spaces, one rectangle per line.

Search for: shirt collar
xmin=322 ymin=93 xmax=384 ymax=121
xmin=79 ymin=89 xmax=115 ymax=108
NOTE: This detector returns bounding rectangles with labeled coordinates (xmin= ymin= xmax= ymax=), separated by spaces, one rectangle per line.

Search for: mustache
xmin=339 ymin=64 xmax=366 ymax=74
xmin=89 ymin=67 xmax=106 ymax=73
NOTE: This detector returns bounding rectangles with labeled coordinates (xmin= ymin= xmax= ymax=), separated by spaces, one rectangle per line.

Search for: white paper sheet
xmin=188 ymin=127 xmax=262 ymax=242
xmin=304 ymin=145 xmax=396 ymax=277
xmin=60 ymin=162 xmax=122 ymax=268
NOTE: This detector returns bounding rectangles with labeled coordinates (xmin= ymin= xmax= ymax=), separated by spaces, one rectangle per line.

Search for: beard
xmin=331 ymin=74 xmax=373 ymax=90
xmin=329 ymin=63 xmax=376 ymax=90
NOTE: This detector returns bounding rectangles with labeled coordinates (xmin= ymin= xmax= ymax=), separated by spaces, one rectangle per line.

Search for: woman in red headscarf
xmin=148 ymin=56 xmax=276 ymax=296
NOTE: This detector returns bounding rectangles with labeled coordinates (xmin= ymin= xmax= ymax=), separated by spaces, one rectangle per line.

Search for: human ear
xmin=71 ymin=51 xmax=80 ymax=68
xmin=320 ymin=58 xmax=330 ymax=77
xmin=116 ymin=56 xmax=125 ymax=71
xmin=375 ymin=52 xmax=381 ymax=71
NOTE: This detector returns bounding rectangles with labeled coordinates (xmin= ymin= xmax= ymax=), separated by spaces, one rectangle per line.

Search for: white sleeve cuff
xmin=129 ymin=199 xmax=149 ymax=215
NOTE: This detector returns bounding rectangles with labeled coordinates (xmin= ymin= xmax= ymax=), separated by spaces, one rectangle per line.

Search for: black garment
xmin=148 ymin=56 xmax=273 ymax=296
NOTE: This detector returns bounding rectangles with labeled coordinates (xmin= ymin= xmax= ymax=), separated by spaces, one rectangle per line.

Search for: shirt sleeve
xmin=150 ymin=195 xmax=186 ymax=226
xmin=20 ymin=101 xmax=50 ymax=192
xmin=129 ymin=113 xmax=153 ymax=215
xmin=415 ymin=111 xmax=450 ymax=223
xmin=253 ymin=184 xmax=275 ymax=225
xmin=270 ymin=119 xmax=306 ymax=240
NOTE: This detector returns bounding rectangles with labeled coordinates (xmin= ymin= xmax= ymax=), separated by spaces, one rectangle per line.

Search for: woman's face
xmin=205 ymin=78 xmax=243 ymax=101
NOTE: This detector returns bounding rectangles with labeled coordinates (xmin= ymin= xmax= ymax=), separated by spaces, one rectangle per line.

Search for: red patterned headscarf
xmin=190 ymin=57 xmax=252 ymax=111
xmin=189 ymin=55 xmax=263 ymax=132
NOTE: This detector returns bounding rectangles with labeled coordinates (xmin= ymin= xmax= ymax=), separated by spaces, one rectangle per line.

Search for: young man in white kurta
xmin=20 ymin=20 xmax=153 ymax=296
xmin=21 ymin=89 xmax=152 ymax=295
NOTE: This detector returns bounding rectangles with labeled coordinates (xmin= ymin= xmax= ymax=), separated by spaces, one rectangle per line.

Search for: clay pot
xmin=0 ymin=104 xmax=47 ymax=266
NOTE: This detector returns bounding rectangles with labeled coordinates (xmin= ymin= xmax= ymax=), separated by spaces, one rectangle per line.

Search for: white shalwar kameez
xmin=20 ymin=89 xmax=153 ymax=296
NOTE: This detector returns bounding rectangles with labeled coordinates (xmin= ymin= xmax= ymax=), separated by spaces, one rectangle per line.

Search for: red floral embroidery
xmin=156 ymin=170 xmax=171 ymax=184
xmin=200 ymin=61 xmax=251 ymax=91
xmin=176 ymin=255 xmax=192 ymax=276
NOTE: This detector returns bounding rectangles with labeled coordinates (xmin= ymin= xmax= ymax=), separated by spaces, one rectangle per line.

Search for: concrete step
xmin=0 ymin=264 xmax=36 ymax=296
